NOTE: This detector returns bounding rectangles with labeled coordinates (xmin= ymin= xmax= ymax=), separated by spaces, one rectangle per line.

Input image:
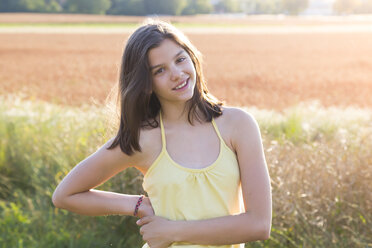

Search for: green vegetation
xmin=0 ymin=0 xmax=312 ymax=15
xmin=4 ymin=0 xmax=372 ymax=16
xmin=333 ymin=0 xmax=372 ymax=14
xmin=1 ymin=95 xmax=371 ymax=247
xmin=0 ymin=0 xmax=215 ymax=15
xmin=0 ymin=96 xmax=144 ymax=247
xmin=0 ymin=22 xmax=140 ymax=28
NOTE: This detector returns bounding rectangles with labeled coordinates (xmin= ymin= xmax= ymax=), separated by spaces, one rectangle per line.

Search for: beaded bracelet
xmin=133 ymin=195 xmax=144 ymax=217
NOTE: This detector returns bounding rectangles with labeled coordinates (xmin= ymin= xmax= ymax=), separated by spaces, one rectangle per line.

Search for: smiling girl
xmin=52 ymin=19 xmax=272 ymax=248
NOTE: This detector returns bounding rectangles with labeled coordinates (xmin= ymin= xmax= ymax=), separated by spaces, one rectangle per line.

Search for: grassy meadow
xmin=1 ymin=14 xmax=372 ymax=247
xmin=1 ymin=95 xmax=371 ymax=247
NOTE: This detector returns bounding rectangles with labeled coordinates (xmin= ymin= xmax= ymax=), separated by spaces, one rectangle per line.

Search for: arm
xmin=52 ymin=138 xmax=154 ymax=218
xmin=137 ymin=109 xmax=272 ymax=245
xmin=174 ymin=109 xmax=272 ymax=244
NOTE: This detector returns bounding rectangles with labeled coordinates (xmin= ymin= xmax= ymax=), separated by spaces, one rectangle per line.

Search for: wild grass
xmin=0 ymin=95 xmax=371 ymax=247
xmin=247 ymin=102 xmax=372 ymax=247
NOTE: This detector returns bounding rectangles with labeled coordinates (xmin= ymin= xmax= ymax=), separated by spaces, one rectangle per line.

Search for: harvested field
xmin=1 ymin=15 xmax=372 ymax=110
xmin=2 ymin=13 xmax=372 ymax=26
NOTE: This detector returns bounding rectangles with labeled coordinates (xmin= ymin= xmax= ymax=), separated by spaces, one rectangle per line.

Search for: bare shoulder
xmin=221 ymin=106 xmax=259 ymax=131
xmin=219 ymin=106 xmax=261 ymax=149
xmin=213 ymin=106 xmax=259 ymax=152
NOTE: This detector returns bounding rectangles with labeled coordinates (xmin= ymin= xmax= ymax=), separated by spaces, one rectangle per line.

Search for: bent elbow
xmin=257 ymin=221 xmax=271 ymax=240
xmin=52 ymin=190 xmax=64 ymax=209
xmin=258 ymin=229 xmax=270 ymax=240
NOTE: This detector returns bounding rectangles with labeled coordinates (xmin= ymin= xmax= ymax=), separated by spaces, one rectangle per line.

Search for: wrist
xmin=171 ymin=220 xmax=186 ymax=243
xmin=133 ymin=195 xmax=144 ymax=217
xmin=137 ymin=196 xmax=155 ymax=218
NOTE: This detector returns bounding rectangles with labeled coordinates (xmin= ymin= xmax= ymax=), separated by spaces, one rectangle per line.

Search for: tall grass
xmin=0 ymin=95 xmax=144 ymax=247
xmin=248 ymin=102 xmax=372 ymax=247
xmin=0 ymin=96 xmax=371 ymax=247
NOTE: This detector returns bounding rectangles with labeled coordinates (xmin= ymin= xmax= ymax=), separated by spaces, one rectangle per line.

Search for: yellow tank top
xmin=142 ymin=113 xmax=244 ymax=248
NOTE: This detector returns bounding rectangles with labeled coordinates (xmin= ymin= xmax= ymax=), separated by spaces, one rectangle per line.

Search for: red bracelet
xmin=133 ymin=195 xmax=144 ymax=217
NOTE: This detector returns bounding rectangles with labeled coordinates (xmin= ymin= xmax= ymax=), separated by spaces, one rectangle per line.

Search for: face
xmin=148 ymin=38 xmax=197 ymax=105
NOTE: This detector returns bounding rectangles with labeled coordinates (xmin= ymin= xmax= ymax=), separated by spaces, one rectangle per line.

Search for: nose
xmin=170 ymin=64 xmax=182 ymax=81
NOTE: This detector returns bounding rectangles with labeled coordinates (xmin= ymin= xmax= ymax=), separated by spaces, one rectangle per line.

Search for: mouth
xmin=172 ymin=78 xmax=189 ymax=90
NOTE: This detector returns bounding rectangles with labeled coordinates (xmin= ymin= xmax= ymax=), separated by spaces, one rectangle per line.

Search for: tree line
xmin=0 ymin=0 xmax=372 ymax=16
xmin=333 ymin=0 xmax=372 ymax=14
xmin=0 ymin=0 xmax=307 ymax=15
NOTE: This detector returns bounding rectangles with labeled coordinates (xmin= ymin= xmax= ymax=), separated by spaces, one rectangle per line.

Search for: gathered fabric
xmin=141 ymin=112 xmax=245 ymax=248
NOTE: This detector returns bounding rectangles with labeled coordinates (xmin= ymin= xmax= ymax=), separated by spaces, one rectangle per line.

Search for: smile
xmin=173 ymin=78 xmax=189 ymax=90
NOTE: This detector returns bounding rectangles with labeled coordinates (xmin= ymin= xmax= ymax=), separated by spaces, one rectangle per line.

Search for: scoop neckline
xmin=163 ymin=137 xmax=223 ymax=173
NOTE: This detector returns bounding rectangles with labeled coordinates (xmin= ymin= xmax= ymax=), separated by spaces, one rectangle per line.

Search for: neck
xmin=160 ymin=101 xmax=190 ymax=125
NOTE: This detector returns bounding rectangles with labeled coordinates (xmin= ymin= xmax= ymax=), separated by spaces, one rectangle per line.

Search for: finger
xmin=136 ymin=215 xmax=153 ymax=226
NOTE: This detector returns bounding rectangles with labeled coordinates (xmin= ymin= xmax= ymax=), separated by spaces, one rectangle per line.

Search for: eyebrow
xmin=150 ymin=50 xmax=185 ymax=70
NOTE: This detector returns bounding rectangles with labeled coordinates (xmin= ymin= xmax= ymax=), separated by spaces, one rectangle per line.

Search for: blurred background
xmin=0 ymin=0 xmax=371 ymax=247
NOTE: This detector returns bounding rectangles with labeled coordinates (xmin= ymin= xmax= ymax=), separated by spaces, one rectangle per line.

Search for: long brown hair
xmin=108 ymin=19 xmax=223 ymax=155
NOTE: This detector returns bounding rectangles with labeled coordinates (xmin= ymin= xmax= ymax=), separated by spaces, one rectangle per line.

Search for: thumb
xmin=136 ymin=215 xmax=153 ymax=226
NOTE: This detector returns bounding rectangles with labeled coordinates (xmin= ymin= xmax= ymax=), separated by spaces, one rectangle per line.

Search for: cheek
xmin=151 ymin=78 xmax=159 ymax=92
xmin=152 ymin=78 xmax=167 ymax=95
xmin=190 ymin=66 xmax=197 ymax=80
xmin=184 ymin=63 xmax=195 ymax=77
xmin=152 ymin=83 xmax=161 ymax=95
xmin=187 ymin=61 xmax=196 ymax=76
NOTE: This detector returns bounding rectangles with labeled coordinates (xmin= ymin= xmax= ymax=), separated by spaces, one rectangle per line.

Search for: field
xmin=1 ymin=14 xmax=372 ymax=109
xmin=1 ymin=14 xmax=372 ymax=248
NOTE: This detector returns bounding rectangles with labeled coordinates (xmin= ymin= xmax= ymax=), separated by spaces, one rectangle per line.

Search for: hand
xmin=137 ymin=215 xmax=175 ymax=248
xmin=137 ymin=196 xmax=155 ymax=218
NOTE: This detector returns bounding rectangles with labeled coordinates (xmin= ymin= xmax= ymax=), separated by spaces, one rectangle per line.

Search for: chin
xmin=179 ymin=94 xmax=194 ymax=103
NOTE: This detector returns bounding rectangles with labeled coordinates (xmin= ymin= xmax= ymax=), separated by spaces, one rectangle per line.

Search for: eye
xmin=154 ymin=68 xmax=164 ymax=75
xmin=176 ymin=57 xmax=186 ymax=63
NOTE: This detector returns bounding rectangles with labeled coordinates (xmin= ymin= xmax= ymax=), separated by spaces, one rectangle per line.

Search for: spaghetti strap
xmin=211 ymin=118 xmax=224 ymax=142
xmin=159 ymin=111 xmax=167 ymax=149
xmin=142 ymin=115 xmax=244 ymax=248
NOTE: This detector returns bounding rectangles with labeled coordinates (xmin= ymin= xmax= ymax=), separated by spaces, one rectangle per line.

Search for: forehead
xmin=148 ymin=39 xmax=185 ymax=66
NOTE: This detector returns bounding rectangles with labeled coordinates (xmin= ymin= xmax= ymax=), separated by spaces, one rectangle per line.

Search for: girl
xmin=52 ymin=19 xmax=272 ymax=248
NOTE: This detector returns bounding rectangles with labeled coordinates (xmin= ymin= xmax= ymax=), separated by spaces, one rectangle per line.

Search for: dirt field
xmin=2 ymin=13 xmax=372 ymax=25
xmin=1 ymin=14 xmax=372 ymax=110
